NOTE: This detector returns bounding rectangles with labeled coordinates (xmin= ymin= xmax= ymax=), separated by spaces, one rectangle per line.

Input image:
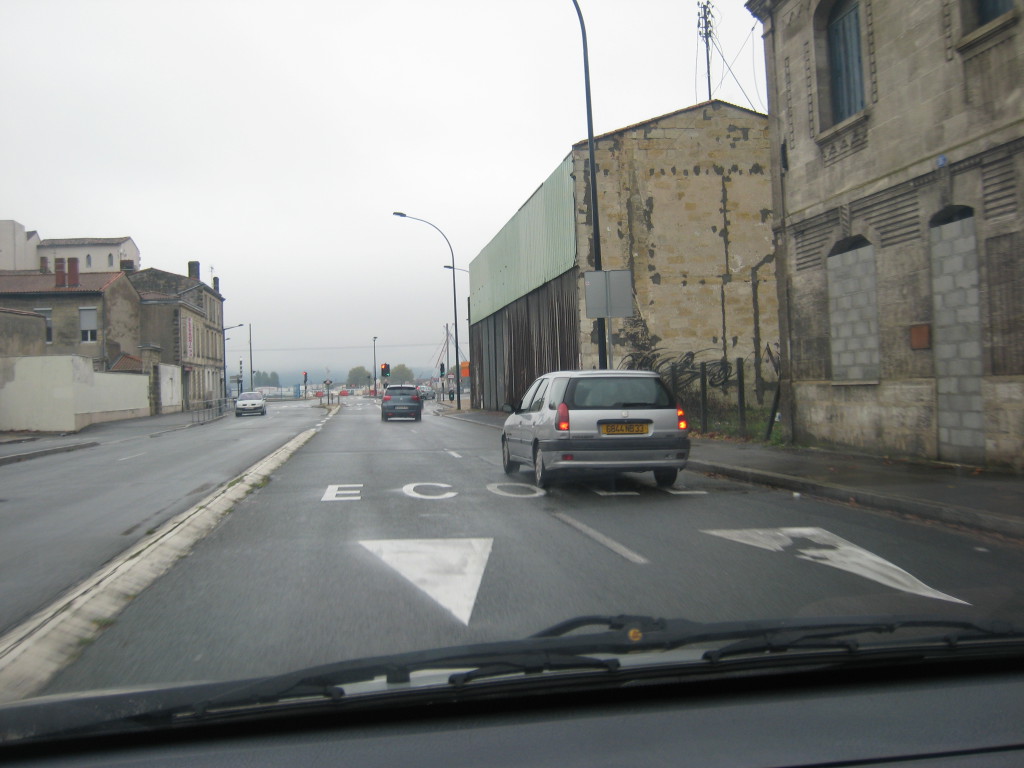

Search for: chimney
xmin=188 ymin=261 xmax=200 ymax=279
xmin=39 ymin=256 xmax=48 ymax=274
xmin=55 ymin=258 xmax=66 ymax=287
xmin=213 ymin=276 xmax=220 ymax=293
xmin=68 ymin=257 xmax=80 ymax=287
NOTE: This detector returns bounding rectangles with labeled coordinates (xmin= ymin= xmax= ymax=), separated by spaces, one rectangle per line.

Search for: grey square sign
xmin=584 ymin=270 xmax=635 ymax=319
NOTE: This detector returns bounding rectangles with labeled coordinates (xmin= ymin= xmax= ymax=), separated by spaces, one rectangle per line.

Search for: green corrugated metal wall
xmin=468 ymin=154 xmax=576 ymax=324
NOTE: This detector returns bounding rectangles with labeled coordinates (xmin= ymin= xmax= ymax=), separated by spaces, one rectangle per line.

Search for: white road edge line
xmin=553 ymin=512 xmax=649 ymax=565
xmin=0 ymin=427 xmax=320 ymax=704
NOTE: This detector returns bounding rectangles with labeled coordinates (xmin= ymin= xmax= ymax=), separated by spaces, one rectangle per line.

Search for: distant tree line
xmin=252 ymin=370 xmax=281 ymax=388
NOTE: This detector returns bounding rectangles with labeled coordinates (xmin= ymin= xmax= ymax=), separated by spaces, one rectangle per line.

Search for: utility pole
xmin=698 ymin=0 xmax=714 ymax=102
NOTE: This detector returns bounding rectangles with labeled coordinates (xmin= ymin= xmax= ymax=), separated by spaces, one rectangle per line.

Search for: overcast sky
xmin=1 ymin=0 xmax=765 ymax=383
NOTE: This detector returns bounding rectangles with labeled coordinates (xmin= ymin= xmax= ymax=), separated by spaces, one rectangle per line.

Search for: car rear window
xmin=565 ymin=377 xmax=673 ymax=409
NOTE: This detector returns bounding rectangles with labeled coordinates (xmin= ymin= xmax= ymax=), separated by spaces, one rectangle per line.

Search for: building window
xmin=977 ymin=0 xmax=1014 ymax=25
xmin=86 ymin=253 xmax=92 ymax=267
xmin=108 ymin=252 xmax=114 ymax=267
xmin=828 ymin=0 xmax=865 ymax=124
xmin=34 ymin=308 xmax=53 ymax=343
xmin=79 ymin=307 xmax=98 ymax=342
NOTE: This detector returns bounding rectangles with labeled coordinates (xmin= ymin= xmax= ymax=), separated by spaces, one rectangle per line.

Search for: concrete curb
xmin=688 ymin=460 xmax=1024 ymax=540
xmin=0 ymin=428 xmax=320 ymax=704
xmin=0 ymin=442 xmax=99 ymax=467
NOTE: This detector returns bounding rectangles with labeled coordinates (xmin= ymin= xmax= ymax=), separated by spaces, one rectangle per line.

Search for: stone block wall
xmin=574 ymin=101 xmax=778 ymax=389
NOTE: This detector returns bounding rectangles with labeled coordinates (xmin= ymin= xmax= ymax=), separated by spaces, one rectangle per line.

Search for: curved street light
xmin=393 ymin=211 xmax=462 ymax=409
xmin=222 ymin=323 xmax=244 ymax=398
xmin=570 ymin=0 xmax=607 ymax=368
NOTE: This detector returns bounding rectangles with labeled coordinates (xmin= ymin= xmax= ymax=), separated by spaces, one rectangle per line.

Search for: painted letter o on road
xmin=486 ymin=483 xmax=546 ymax=498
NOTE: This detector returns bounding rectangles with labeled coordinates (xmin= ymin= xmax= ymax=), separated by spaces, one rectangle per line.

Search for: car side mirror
xmin=501 ymin=403 xmax=515 ymax=414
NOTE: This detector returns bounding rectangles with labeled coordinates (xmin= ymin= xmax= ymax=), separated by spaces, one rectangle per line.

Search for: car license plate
xmin=601 ymin=423 xmax=648 ymax=435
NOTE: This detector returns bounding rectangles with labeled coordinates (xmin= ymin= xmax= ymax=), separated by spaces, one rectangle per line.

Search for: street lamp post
xmin=393 ymin=212 xmax=462 ymax=409
xmin=570 ymin=0 xmax=608 ymax=369
xmin=222 ymin=323 xmax=244 ymax=398
xmin=248 ymin=324 xmax=254 ymax=391
xmin=372 ymin=335 xmax=378 ymax=397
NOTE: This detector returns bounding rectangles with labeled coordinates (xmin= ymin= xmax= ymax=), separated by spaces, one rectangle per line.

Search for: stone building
xmin=469 ymin=100 xmax=777 ymax=410
xmin=0 ymin=266 xmax=142 ymax=370
xmin=0 ymin=220 xmax=140 ymax=273
xmin=129 ymin=261 xmax=226 ymax=406
xmin=746 ymin=0 xmax=1022 ymax=467
xmin=0 ymin=307 xmax=47 ymax=356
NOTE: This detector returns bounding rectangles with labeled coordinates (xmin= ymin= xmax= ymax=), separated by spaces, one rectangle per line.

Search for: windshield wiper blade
xmin=702 ymin=618 xmax=1024 ymax=663
xmin=447 ymin=652 xmax=620 ymax=686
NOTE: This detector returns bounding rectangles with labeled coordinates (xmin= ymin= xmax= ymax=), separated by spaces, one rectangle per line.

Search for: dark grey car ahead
xmin=381 ymin=385 xmax=423 ymax=421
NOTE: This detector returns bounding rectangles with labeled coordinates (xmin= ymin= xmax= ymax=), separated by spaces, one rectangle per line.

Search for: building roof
xmin=0 ymin=306 xmax=46 ymax=318
xmin=109 ymin=353 xmax=144 ymax=372
xmin=138 ymin=290 xmax=178 ymax=301
xmin=572 ymin=99 xmax=767 ymax=147
xmin=0 ymin=271 xmax=126 ymax=294
xmin=37 ymin=237 xmax=133 ymax=247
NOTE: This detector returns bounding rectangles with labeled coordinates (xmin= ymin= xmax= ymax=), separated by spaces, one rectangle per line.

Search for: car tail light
xmin=677 ymin=406 xmax=688 ymax=430
xmin=556 ymin=402 xmax=570 ymax=431
xmin=411 ymin=395 xmax=420 ymax=402
xmin=382 ymin=395 xmax=392 ymax=402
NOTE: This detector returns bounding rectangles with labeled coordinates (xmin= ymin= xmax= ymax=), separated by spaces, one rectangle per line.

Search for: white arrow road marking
xmin=359 ymin=538 xmax=493 ymax=624
xmin=702 ymin=527 xmax=969 ymax=605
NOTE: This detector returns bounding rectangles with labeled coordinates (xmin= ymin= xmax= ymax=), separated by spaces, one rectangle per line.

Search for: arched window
xmin=108 ymin=252 xmax=114 ymax=267
xmin=85 ymin=253 xmax=92 ymax=267
xmin=828 ymin=0 xmax=864 ymax=124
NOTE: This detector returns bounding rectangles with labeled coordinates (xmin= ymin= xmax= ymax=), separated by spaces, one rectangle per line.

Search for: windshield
xmin=1 ymin=0 xmax=1022 ymax=751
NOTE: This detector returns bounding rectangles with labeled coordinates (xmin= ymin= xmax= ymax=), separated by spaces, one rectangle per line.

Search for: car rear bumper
xmin=537 ymin=435 xmax=690 ymax=472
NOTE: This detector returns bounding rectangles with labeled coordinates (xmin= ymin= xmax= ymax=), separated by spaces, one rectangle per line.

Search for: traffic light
xmin=439 ymin=362 xmax=445 ymax=376
xmin=303 ymin=371 xmax=307 ymax=385
xmin=382 ymin=363 xmax=391 ymax=378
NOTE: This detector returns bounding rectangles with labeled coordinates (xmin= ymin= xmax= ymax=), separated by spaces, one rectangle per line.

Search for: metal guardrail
xmin=190 ymin=399 xmax=231 ymax=425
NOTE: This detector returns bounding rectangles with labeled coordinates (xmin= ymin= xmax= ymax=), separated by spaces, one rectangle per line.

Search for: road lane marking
xmin=702 ymin=527 xmax=969 ymax=605
xmin=486 ymin=482 xmax=546 ymax=498
xmin=591 ymin=488 xmax=640 ymax=496
xmin=322 ymin=484 xmax=363 ymax=501
xmin=359 ymin=538 xmax=492 ymax=625
xmin=553 ymin=512 xmax=649 ymax=565
xmin=662 ymin=488 xmax=708 ymax=495
xmin=446 ymin=450 xmax=462 ymax=458
xmin=402 ymin=482 xmax=457 ymax=500
xmin=117 ymin=453 xmax=146 ymax=462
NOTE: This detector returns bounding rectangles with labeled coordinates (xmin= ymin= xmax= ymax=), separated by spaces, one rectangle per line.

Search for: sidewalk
xmin=439 ymin=405 xmax=1024 ymax=540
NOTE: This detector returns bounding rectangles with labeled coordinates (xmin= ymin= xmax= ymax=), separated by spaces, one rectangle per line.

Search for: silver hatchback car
xmin=501 ymin=370 xmax=690 ymax=488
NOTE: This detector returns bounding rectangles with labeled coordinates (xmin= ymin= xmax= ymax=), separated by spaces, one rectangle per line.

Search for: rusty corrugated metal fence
xmin=470 ymin=269 xmax=580 ymax=411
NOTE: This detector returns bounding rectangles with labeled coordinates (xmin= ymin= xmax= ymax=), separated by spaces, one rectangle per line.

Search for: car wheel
xmin=533 ymin=444 xmax=549 ymax=489
xmin=235 ymin=412 xmax=240 ymax=417
xmin=501 ymin=437 xmax=519 ymax=475
xmin=653 ymin=468 xmax=678 ymax=487
xmin=381 ymin=413 xmax=387 ymax=422
xmin=415 ymin=412 xmax=422 ymax=421
xmin=261 ymin=407 xmax=266 ymax=415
